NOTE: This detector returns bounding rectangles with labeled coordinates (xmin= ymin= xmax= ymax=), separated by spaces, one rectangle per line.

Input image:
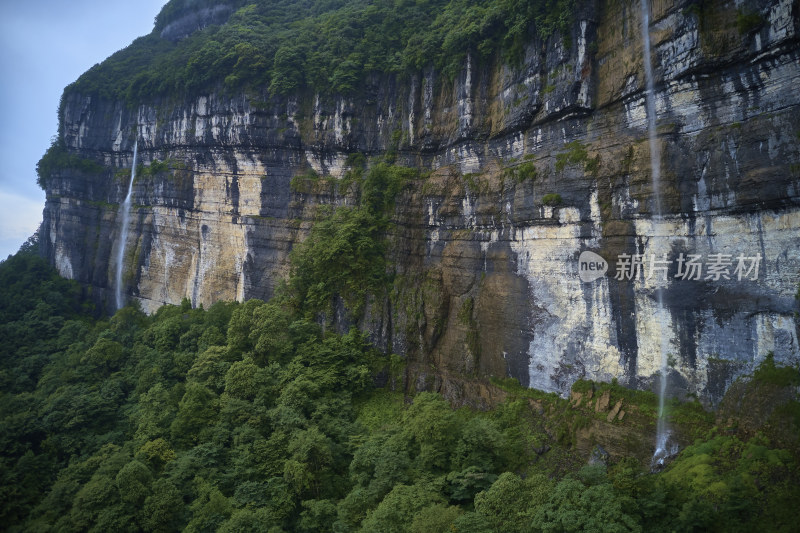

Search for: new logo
xmin=578 ymin=251 xmax=608 ymax=282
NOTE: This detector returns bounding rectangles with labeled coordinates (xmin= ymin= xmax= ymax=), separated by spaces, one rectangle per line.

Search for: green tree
xmin=81 ymin=337 xmax=125 ymax=374
xmin=134 ymin=383 xmax=177 ymax=443
xmin=224 ymin=358 xmax=268 ymax=401
xmin=135 ymin=437 xmax=176 ymax=471
xmin=410 ymin=503 xmax=462 ymax=533
xmin=360 ymin=482 xmax=445 ymax=533
xmin=187 ymin=345 xmax=232 ymax=393
xmin=298 ymin=499 xmax=338 ymax=533
xmin=402 ymin=392 xmax=458 ymax=472
xmin=474 ymin=472 xmax=551 ymax=532
xmin=452 ymin=416 xmax=507 ymax=472
xmin=185 ymin=478 xmax=232 ymax=533
xmin=531 ymin=477 xmax=642 ymax=533
xmin=115 ymin=460 xmax=152 ymax=505
xmin=141 ymin=478 xmax=184 ymax=532
xmin=170 ymin=383 xmax=219 ymax=447
xmin=269 ymin=43 xmax=306 ymax=95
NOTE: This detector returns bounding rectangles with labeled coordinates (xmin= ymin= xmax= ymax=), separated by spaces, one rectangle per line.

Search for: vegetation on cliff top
xmin=67 ymin=0 xmax=576 ymax=103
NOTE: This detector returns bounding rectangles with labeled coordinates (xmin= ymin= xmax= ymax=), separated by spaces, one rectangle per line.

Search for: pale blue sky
xmin=0 ymin=0 xmax=167 ymax=259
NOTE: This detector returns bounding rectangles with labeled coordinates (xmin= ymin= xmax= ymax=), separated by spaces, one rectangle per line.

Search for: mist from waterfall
xmin=640 ymin=0 xmax=674 ymax=467
xmin=114 ymin=139 xmax=137 ymax=310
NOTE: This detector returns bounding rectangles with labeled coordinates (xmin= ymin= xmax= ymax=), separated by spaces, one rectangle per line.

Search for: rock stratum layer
xmin=42 ymin=0 xmax=800 ymax=404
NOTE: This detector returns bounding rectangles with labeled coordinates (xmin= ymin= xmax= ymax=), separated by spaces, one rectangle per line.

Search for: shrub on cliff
xmin=36 ymin=138 xmax=105 ymax=189
xmin=288 ymin=162 xmax=414 ymax=319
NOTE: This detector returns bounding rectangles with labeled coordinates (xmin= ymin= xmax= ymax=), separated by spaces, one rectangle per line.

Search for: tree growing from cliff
xmin=288 ymin=162 xmax=415 ymax=320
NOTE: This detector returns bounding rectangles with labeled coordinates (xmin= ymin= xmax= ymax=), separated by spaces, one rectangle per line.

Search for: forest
xmin=66 ymin=0 xmax=575 ymax=103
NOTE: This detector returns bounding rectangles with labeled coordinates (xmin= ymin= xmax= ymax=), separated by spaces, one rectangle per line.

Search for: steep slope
xmin=40 ymin=0 xmax=800 ymax=403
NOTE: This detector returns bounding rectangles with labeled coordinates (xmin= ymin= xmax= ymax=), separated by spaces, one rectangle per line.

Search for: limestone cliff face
xmin=42 ymin=0 xmax=800 ymax=404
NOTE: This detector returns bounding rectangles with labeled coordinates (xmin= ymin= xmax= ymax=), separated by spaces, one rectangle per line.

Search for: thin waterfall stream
xmin=640 ymin=0 xmax=674 ymax=467
xmin=114 ymin=139 xmax=138 ymax=310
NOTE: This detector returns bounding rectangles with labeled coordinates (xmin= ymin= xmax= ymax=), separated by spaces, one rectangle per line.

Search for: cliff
xmin=41 ymin=0 xmax=800 ymax=404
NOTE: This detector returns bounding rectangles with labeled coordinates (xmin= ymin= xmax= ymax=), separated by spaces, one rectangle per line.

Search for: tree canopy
xmin=67 ymin=0 xmax=577 ymax=103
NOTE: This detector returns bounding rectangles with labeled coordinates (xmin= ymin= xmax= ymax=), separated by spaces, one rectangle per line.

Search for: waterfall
xmin=640 ymin=0 xmax=674 ymax=467
xmin=114 ymin=139 xmax=138 ymax=310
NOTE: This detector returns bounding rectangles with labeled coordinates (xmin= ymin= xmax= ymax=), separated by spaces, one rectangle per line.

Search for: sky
xmin=0 ymin=0 xmax=168 ymax=259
